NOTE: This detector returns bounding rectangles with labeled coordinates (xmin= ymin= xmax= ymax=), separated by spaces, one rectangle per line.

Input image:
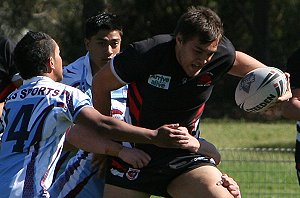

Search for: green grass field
xmin=200 ymin=118 xmax=296 ymax=148
xmin=152 ymin=118 xmax=300 ymax=198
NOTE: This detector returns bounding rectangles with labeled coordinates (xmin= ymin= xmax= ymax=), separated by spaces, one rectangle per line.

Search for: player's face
xmin=176 ymin=35 xmax=219 ymax=77
xmin=85 ymin=30 xmax=122 ymax=74
xmin=53 ymin=42 xmax=63 ymax=81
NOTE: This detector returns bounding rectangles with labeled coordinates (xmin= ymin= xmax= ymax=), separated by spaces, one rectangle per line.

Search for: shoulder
xmin=212 ymin=36 xmax=236 ymax=64
xmin=0 ymin=37 xmax=15 ymax=50
xmin=218 ymin=36 xmax=235 ymax=55
xmin=62 ymin=56 xmax=86 ymax=85
xmin=0 ymin=37 xmax=16 ymax=75
xmin=129 ymin=34 xmax=174 ymax=53
xmin=64 ymin=56 xmax=86 ymax=72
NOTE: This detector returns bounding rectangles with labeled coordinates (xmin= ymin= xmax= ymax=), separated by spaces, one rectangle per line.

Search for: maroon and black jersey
xmin=113 ymin=34 xmax=235 ymax=131
xmin=106 ymin=35 xmax=236 ymax=196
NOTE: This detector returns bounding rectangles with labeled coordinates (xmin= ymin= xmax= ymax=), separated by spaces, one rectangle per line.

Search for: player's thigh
xmin=104 ymin=184 xmax=150 ymax=198
xmin=167 ymin=164 xmax=235 ymax=198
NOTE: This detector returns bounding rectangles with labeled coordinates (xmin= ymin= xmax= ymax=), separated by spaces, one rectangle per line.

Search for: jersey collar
xmin=23 ymin=76 xmax=54 ymax=85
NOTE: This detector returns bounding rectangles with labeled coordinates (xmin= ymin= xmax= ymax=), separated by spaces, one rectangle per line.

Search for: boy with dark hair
xmin=92 ymin=6 xmax=290 ymax=198
xmin=49 ymin=12 xmax=128 ymax=198
xmin=0 ymin=30 xmax=192 ymax=197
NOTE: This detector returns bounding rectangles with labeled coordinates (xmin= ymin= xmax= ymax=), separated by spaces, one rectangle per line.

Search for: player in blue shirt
xmin=49 ymin=12 xmax=129 ymax=198
xmin=0 ymin=31 xmax=193 ymax=197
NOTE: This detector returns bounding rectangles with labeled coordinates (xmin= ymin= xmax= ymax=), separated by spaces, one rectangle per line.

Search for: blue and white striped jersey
xmin=0 ymin=76 xmax=92 ymax=197
xmin=62 ymin=52 xmax=127 ymax=102
xmin=48 ymin=53 xmax=127 ymax=198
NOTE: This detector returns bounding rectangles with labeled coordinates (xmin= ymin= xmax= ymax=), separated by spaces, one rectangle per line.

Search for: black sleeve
xmin=113 ymin=35 xmax=172 ymax=83
xmin=113 ymin=44 xmax=147 ymax=83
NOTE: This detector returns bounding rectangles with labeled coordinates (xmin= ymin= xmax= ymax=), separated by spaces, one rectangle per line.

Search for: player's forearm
xmin=281 ymin=99 xmax=300 ymax=120
xmin=95 ymin=115 xmax=155 ymax=143
xmin=76 ymin=107 xmax=156 ymax=144
xmin=66 ymin=125 xmax=123 ymax=156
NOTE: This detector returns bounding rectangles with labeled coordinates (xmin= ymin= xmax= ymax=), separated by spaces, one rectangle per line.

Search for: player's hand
xmin=153 ymin=124 xmax=189 ymax=148
xmin=118 ymin=147 xmax=151 ymax=169
xmin=217 ymin=174 xmax=241 ymax=198
xmin=277 ymin=72 xmax=292 ymax=102
xmin=262 ymin=72 xmax=291 ymax=117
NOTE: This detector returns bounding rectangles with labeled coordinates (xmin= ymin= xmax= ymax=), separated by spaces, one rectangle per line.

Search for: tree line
xmin=1 ymin=0 xmax=299 ymax=119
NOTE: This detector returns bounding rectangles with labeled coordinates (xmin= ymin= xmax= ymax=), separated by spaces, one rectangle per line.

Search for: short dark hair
xmin=13 ymin=31 xmax=56 ymax=79
xmin=85 ymin=12 xmax=123 ymax=39
xmin=174 ymin=6 xmax=223 ymax=44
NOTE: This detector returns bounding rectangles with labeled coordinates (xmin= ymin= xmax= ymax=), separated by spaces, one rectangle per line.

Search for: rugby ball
xmin=235 ymin=67 xmax=287 ymax=113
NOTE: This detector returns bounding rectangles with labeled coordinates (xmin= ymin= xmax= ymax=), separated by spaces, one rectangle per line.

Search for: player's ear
xmin=176 ymin=34 xmax=183 ymax=45
xmin=47 ymin=56 xmax=55 ymax=72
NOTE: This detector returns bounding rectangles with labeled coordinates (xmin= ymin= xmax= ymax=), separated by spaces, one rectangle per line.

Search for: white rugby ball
xmin=235 ymin=67 xmax=287 ymax=113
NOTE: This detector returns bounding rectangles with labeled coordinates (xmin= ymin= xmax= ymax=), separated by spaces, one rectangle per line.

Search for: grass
xmin=151 ymin=118 xmax=299 ymax=198
xmin=200 ymin=118 xmax=296 ymax=148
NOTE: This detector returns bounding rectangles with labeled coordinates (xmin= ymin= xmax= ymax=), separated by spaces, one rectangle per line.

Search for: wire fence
xmin=219 ymin=148 xmax=300 ymax=198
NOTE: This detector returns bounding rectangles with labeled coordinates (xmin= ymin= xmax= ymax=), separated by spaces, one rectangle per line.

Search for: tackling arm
xmin=92 ymin=62 xmax=124 ymax=116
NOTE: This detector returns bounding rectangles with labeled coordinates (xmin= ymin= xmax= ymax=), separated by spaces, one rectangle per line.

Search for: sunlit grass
xmin=150 ymin=119 xmax=299 ymax=198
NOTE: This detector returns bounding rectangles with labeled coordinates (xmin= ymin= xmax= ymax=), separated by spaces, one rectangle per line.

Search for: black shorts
xmin=105 ymin=146 xmax=215 ymax=197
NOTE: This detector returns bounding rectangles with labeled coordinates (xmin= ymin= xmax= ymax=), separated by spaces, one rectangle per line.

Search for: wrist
xmin=189 ymin=137 xmax=201 ymax=153
xmin=105 ymin=144 xmax=123 ymax=157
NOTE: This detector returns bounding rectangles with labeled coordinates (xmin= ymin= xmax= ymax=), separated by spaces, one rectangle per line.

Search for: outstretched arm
xmin=70 ymin=107 xmax=189 ymax=152
xmin=230 ymin=51 xmax=291 ymax=105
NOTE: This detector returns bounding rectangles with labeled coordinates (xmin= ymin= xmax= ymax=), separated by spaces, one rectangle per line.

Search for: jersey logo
xmin=148 ymin=74 xmax=171 ymax=89
xmin=197 ymin=72 xmax=213 ymax=86
xmin=126 ymin=168 xmax=140 ymax=180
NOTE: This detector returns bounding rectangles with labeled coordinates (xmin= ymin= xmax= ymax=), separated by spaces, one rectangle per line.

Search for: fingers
xmin=218 ymin=174 xmax=241 ymax=198
xmin=164 ymin=123 xmax=180 ymax=129
xmin=278 ymin=72 xmax=292 ymax=101
xmin=118 ymin=147 xmax=151 ymax=169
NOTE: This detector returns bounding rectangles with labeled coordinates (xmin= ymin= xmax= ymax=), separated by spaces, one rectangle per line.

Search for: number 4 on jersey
xmin=3 ymin=104 xmax=34 ymax=152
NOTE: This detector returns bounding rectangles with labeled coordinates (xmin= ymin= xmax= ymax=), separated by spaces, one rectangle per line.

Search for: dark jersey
xmin=107 ymin=35 xmax=236 ymax=196
xmin=113 ymin=34 xmax=235 ymax=131
xmin=0 ymin=37 xmax=17 ymax=102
